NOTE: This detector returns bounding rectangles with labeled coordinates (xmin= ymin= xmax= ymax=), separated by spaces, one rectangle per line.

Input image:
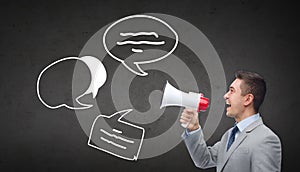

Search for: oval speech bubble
xmin=103 ymin=14 xmax=178 ymax=76
xmin=36 ymin=56 xmax=107 ymax=110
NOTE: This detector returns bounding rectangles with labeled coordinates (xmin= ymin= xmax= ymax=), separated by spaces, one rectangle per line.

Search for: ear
xmin=244 ymin=94 xmax=254 ymax=106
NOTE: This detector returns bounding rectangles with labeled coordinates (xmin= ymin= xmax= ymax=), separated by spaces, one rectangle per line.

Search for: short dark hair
xmin=235 ymin=70 xmax=266 ymax=113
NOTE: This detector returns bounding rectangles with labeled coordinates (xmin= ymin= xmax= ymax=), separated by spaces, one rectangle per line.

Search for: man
xmin=180 ymin=70 xmax=282 ymax=172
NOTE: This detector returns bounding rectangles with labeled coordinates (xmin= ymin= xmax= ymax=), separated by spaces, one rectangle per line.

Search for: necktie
xmin=227 ymin=125 xmax=239 ymax=151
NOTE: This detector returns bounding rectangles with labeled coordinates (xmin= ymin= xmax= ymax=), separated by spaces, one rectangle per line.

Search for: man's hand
xmin=180 ymin=108 xmax=200 ymax=131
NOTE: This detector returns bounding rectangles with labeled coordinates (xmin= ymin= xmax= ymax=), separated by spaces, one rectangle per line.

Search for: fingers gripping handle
xmin=181 ymin=94 xmax=210 ymax=128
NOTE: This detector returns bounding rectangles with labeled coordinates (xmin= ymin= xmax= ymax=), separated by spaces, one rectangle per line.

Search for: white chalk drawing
xmin=100 ymin=129 xmax=134 ymax=144
xmin=116 ymin=40 xmax=165 ymax=46
xmin=131 ymin=48 xmax=143 ymax=53
xmin=112 ymin=128 xmax=123 ymax=134
xmin=88 ymin=109 xmax=145 ymax=161
xmin=36 ymin=56 xmax=107 ymax=110
xmin=100 ymin=137 xmax=127 ymax=150
xmin=120 ymin=32 xmax=159 ymax=38
xmin=103 ymin=14 xmax=179 ymax=76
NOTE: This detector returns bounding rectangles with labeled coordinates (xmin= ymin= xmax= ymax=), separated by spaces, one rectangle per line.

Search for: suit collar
xmin=236 ymin=113 xmax=260 ymax=132
xmin=219 ymin=118 xmax=264 ymax=171
xmin=245 ymin=117 xmax=263 ymax=133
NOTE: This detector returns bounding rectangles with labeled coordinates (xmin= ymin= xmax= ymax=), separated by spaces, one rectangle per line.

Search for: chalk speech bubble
xmin=36 ymin=56 xmax=107 ymax=110
xmin=103 ymin=14 xmax=178 ymax=76
xmin=88 ymin=109 xmax=145 ymax=161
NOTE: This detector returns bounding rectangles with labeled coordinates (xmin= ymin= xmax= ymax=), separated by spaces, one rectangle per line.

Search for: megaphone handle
xmin=181 ymin=106 xmax=194 ymax=128
xmin=181 ymin=121 xmax=190 ymax=128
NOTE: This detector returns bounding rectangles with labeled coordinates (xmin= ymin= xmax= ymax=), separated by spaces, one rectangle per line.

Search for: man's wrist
xmin=186 ymin=126 xmax=201 ymax=136
xmin=189 ymin=124 xmax=200 ymax=131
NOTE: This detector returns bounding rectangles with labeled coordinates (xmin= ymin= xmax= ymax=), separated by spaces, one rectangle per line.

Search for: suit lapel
xmin=219 ymin=118 xmax=264 ymax=171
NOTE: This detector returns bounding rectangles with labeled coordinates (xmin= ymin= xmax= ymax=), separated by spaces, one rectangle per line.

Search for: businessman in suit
xmin=181 ymin=70 xmax=282 ymax=172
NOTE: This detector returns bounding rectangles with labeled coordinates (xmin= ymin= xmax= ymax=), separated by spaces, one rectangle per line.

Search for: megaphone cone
xmin=160 ymin=81 xmax=183 ymax=109
xmin=160 ymin=81 xmax=209 ymax=112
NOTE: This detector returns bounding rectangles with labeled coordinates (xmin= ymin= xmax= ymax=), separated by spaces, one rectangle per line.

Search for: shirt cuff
xmin=185 ymin=127 xmax=201 ymax=136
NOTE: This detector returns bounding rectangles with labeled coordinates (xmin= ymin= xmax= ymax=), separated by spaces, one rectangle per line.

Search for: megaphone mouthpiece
xmin=198 ymin=94 xmax=209 ymax=112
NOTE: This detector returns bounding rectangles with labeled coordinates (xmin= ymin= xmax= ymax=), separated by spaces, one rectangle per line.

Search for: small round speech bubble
xmin=80 ymin=56 xmax=107 ymax=99
xmin=36 ymin=56 xmax=107 ymax=110
xmin=103 ymin=14 xmax=178 ymax=76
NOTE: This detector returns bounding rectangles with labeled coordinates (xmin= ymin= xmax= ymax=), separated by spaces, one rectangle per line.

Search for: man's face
xmin=224 ymin=79 xmax=246 ymax=118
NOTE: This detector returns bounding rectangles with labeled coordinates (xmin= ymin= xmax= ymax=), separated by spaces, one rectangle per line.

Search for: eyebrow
xmin=229 ymin=86 xmax=235 ymax=90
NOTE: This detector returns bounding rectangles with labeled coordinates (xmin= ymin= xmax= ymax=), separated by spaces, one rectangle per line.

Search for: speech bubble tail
xmin=92 ymin=87 xmax=98 ymax=98
xmin=74 ymin=94 xmax=93 ymax=110
xmin=122 ymin=62 xmax=148 ymax=76
xmin=109 ymin=109 xmax=133 ymax=120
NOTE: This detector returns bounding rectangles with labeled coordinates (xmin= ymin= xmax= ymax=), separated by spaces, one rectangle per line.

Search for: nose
xmin=224 ymin=91 xmax=229 ymax=100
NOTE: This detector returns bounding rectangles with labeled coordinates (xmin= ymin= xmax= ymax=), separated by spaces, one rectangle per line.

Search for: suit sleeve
xmin=251 ymin=134 xmax=282 ymax=172
xmin=182 ymin=128 xmax=220 ymax=169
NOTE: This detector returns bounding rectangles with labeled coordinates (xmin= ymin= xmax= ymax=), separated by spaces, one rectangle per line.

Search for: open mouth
xmin=226 ymin=102 xmax=231 ymax=109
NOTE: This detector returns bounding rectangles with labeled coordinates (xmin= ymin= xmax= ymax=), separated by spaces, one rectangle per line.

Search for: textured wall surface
xmin=0 ymin=0 xmax=298 ymax=171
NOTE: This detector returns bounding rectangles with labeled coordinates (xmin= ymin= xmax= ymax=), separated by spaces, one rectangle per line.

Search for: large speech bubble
xmin=36 ymin=56 xmax=107 ymax=110
xmin=103 ymin=14 xmax=178 ymax=76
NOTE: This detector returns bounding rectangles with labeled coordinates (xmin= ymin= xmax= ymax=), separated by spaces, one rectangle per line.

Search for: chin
xmin=226 ymin=112 xmax=234 ymax=118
